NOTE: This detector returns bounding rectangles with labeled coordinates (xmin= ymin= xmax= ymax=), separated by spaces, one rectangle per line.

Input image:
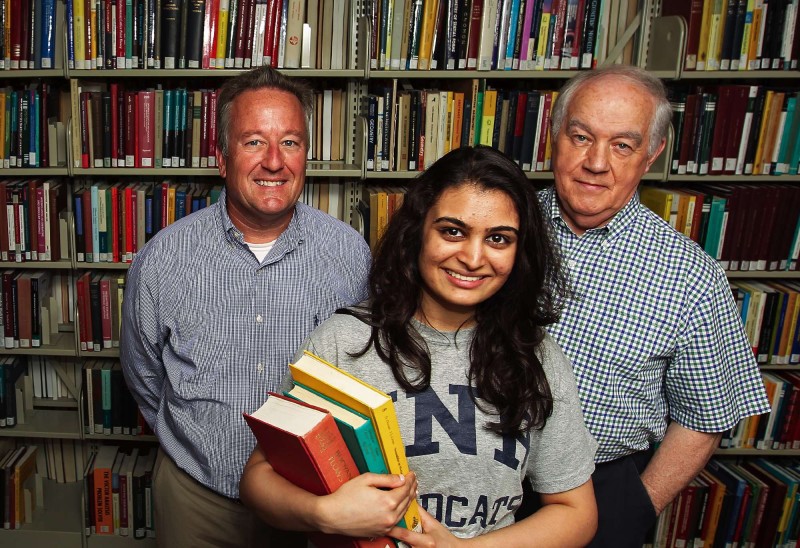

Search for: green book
xmin=284 ymin=382 xmax=389 ymax=476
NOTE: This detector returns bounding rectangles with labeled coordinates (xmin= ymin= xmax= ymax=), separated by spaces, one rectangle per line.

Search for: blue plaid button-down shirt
xmin=541 ymin=187 xmax=770 ymax=463
xmin=120 ymin=189 xmax=371 ymax=498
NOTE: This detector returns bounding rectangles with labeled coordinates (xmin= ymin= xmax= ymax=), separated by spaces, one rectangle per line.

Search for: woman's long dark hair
xmin=348 ymin=146 xmax=569 ymax=435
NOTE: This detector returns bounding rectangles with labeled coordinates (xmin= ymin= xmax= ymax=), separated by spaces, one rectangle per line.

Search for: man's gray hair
xmin=550 ymin=65 xmax=672 ymax=158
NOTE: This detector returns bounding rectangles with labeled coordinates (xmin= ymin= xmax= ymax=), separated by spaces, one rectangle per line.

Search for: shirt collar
xmin=543 ymin=186 xmax=641 ymax=242
xmin=216 ymin=188 xmax=305 ymax=256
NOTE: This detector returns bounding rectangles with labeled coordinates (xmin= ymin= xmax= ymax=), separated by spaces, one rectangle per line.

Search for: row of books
xmin=244 ymin=351 xmax=422 ymax=546
xmin=369 ymin=0 xmax=639 ymax=71
xmin=0 ymin=0 xmax=59 ymax=70
xmin=84 ymin=445 xmax=156 ymax=537
xmin=82 ymin=360 xmax=150 ymax=437
xmin=638 ymin=183 xmax=800 ymax=273
xmin=0 ymin=179 xmax=70 ymax=264
xmin=648 ymin=458 xmax=800 ymax=548
xmin=366 ymin=80 xmax=558 ymax=172
xmin=669 ymin=86 xmax=800 ymax=177
xmin=732 ymin=281 xmax=800 ymax=366
xmin=66 ymin=0 xmax=352 ymax=71
xmin=72 ymin=82 xmax=354 ymax=170
xmin=662 ymin=0 xmax=799 ymax=72
xmin=72 ymin=83 xmax=220 ymax=170
xmin=1 ymin=271 xmax=71 ymax=351
xmin=721 ymin=371 xmax=800 ymax=450
xmin=0 ymin=444 xmax=40 ymax=530
xmin=1 ymin=358 xmax=82 ymax=430
xmin=72 ymin=179 xmax=222 ymax=263
xmin=75 ymin=272 xmax=125 ymax=353
xmin=0 ymin=84 xmax=68 ymax=169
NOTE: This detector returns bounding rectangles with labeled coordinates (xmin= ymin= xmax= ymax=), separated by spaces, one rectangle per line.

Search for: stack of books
xmin=243 ymin=351 xmax=423 ymax=548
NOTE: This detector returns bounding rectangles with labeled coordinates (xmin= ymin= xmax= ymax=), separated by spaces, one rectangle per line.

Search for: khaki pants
xmin=153 ymin=449 xmax=305 ymax=548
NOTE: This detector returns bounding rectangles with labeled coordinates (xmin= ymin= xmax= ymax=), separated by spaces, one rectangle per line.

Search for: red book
xmin=124 ymin=92 xmax=136 ymax=168
xmin=263 ymin=0 xmax=280 ymax=65
xmin=271 ymin=0 xmax=282 ymax=67
xmin=76 ymin=271 xmax=90 ymax=351
xmin=548 ymin=0 xmax=568 ymax=68
xmin=243 ymin=0 xmax=258 ymax=67
xmin=110 ymin=84 xmax=120 ymax=167
xmin=708 ymin=85 xmax=732 ymax=176
xmin=512 ymin=91 xmax=527 ymax=164
xmin=203 ymin=0 xmax=220 ymax=68
xmin=110 ymin=184 xmax=120 ymax=262
xmin=99 ymin=275 xmax=112 ymax=349
xmin=536 ymin=92 xmax=554 ymax=171
xmin=80 ymin=92 xmax=91 ymax=169
xmin=661 ymin=0 xmax=705 ymax=70
xmin=233 ymin=0 xmax=252 ymax=67
xmin=0 ymin=181 xmax=8 ymax=261
xmin=35 ymin=184 xmax=46 ymax=260
xmin=243 ymin=393 xmax=394 ymax=548
xmin=200 ymin=90 xmax=210 ymax=167
xmin=2 ymin=270 xmax=15 ymax=347
xmin=116 ymin=0 xmax=126 ymax=68
xmin=26 ymin=180 xmax=41 ymax=261
xmin=125 ymin=186 xmax=135 ymax=261
xmin=9 ymin=0 xmax=23 ymax=69
xmin=138 ymin=91 xmax=156 ymax=168
xmin=208 ymin=91 xmax=218 ymax=167
xmin=466 ymin=0 xmax=483 ymax=68
xmin=677 ymin=92 xmax=699 ymax=174
xmin=569 ymin=0 xmax=587 ymax=69
xmin=40 ymin=84 xmax=50 ymax=168
xmin=722 ymin=85 xmax=752 ymax=175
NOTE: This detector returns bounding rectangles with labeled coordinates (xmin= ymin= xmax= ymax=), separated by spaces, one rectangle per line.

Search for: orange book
xmin=92 ymin=445 xmax=120 ymax=535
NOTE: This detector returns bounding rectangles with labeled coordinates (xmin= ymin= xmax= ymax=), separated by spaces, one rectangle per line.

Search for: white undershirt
xmin=246 ymin=241 xmax=276 ymax=262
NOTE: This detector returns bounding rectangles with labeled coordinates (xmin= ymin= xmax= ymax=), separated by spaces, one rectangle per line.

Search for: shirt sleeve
xmin=120 ymin=252 xmax=166 ymax=430
xmin=527 ymin=335 xmax=597 ymax=493
xmin=665 ymin=269 xmax=771 ymax=432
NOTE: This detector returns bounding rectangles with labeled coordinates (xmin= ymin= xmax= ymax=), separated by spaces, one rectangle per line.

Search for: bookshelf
xmin=0 ymin=0 xmax=797 ymax=546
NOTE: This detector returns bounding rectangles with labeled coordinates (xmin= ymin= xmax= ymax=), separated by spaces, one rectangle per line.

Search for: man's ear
xmin=644 ymin=138 xmax=667 ymax=172
xmin=217 ymin=150 xmax=226 ymax=178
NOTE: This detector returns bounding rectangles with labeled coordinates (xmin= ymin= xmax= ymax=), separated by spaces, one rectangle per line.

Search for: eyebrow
xmin=568 ymin=119 xmax=643 ymax=147
xmin=433 ymin=216 xmax=519 ymax=234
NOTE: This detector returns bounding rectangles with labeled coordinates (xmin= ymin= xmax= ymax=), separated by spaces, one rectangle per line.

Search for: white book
xmin=322 ymin=90 xmax=333 ymax=162
xmin=478 ymin=0 xmax=499 ymax=70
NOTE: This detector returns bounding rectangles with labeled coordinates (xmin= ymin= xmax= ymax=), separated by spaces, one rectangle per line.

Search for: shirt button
xmin=257 ymin=363 xmax=264 ymax=372
xmin=256 ymin=315 xmax=263 ymax=323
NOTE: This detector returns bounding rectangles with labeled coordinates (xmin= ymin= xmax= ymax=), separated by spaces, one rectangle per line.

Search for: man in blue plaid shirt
xmin=532 ymin=65 xmax=770 ymax=547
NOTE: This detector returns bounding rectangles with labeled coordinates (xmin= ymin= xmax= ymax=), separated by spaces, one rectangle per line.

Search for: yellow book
xmin=417 ymin=0 xmax=440 ymax=70
xmin=289 ymin=351 xmax=423 ymax=534
xmin=535 ymin=11 xmax=551 ymax=70
xmin=705 ymin=0 xmax=727 ymax=71
xmin=73 ymin=0 xmax=86 ymax=70
xmin=747 ymin=1 xmax=765 ymax=70
xmin=639 ymin=187 xmax=675 ymax=223
xmin=752 ymin=90 xmax=775 ymax=174
xmin=167 ymin=185 xmax=177 ymax=226
xmin=216 ymin=0 xmax=231 ymax=69
xmin=696 ymin=0 xmax=715 ymax=70
xmin=479 ymin=89 xmax=497 ymax=146
xmin=89 ymin=0 xmax=97 ymax=68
